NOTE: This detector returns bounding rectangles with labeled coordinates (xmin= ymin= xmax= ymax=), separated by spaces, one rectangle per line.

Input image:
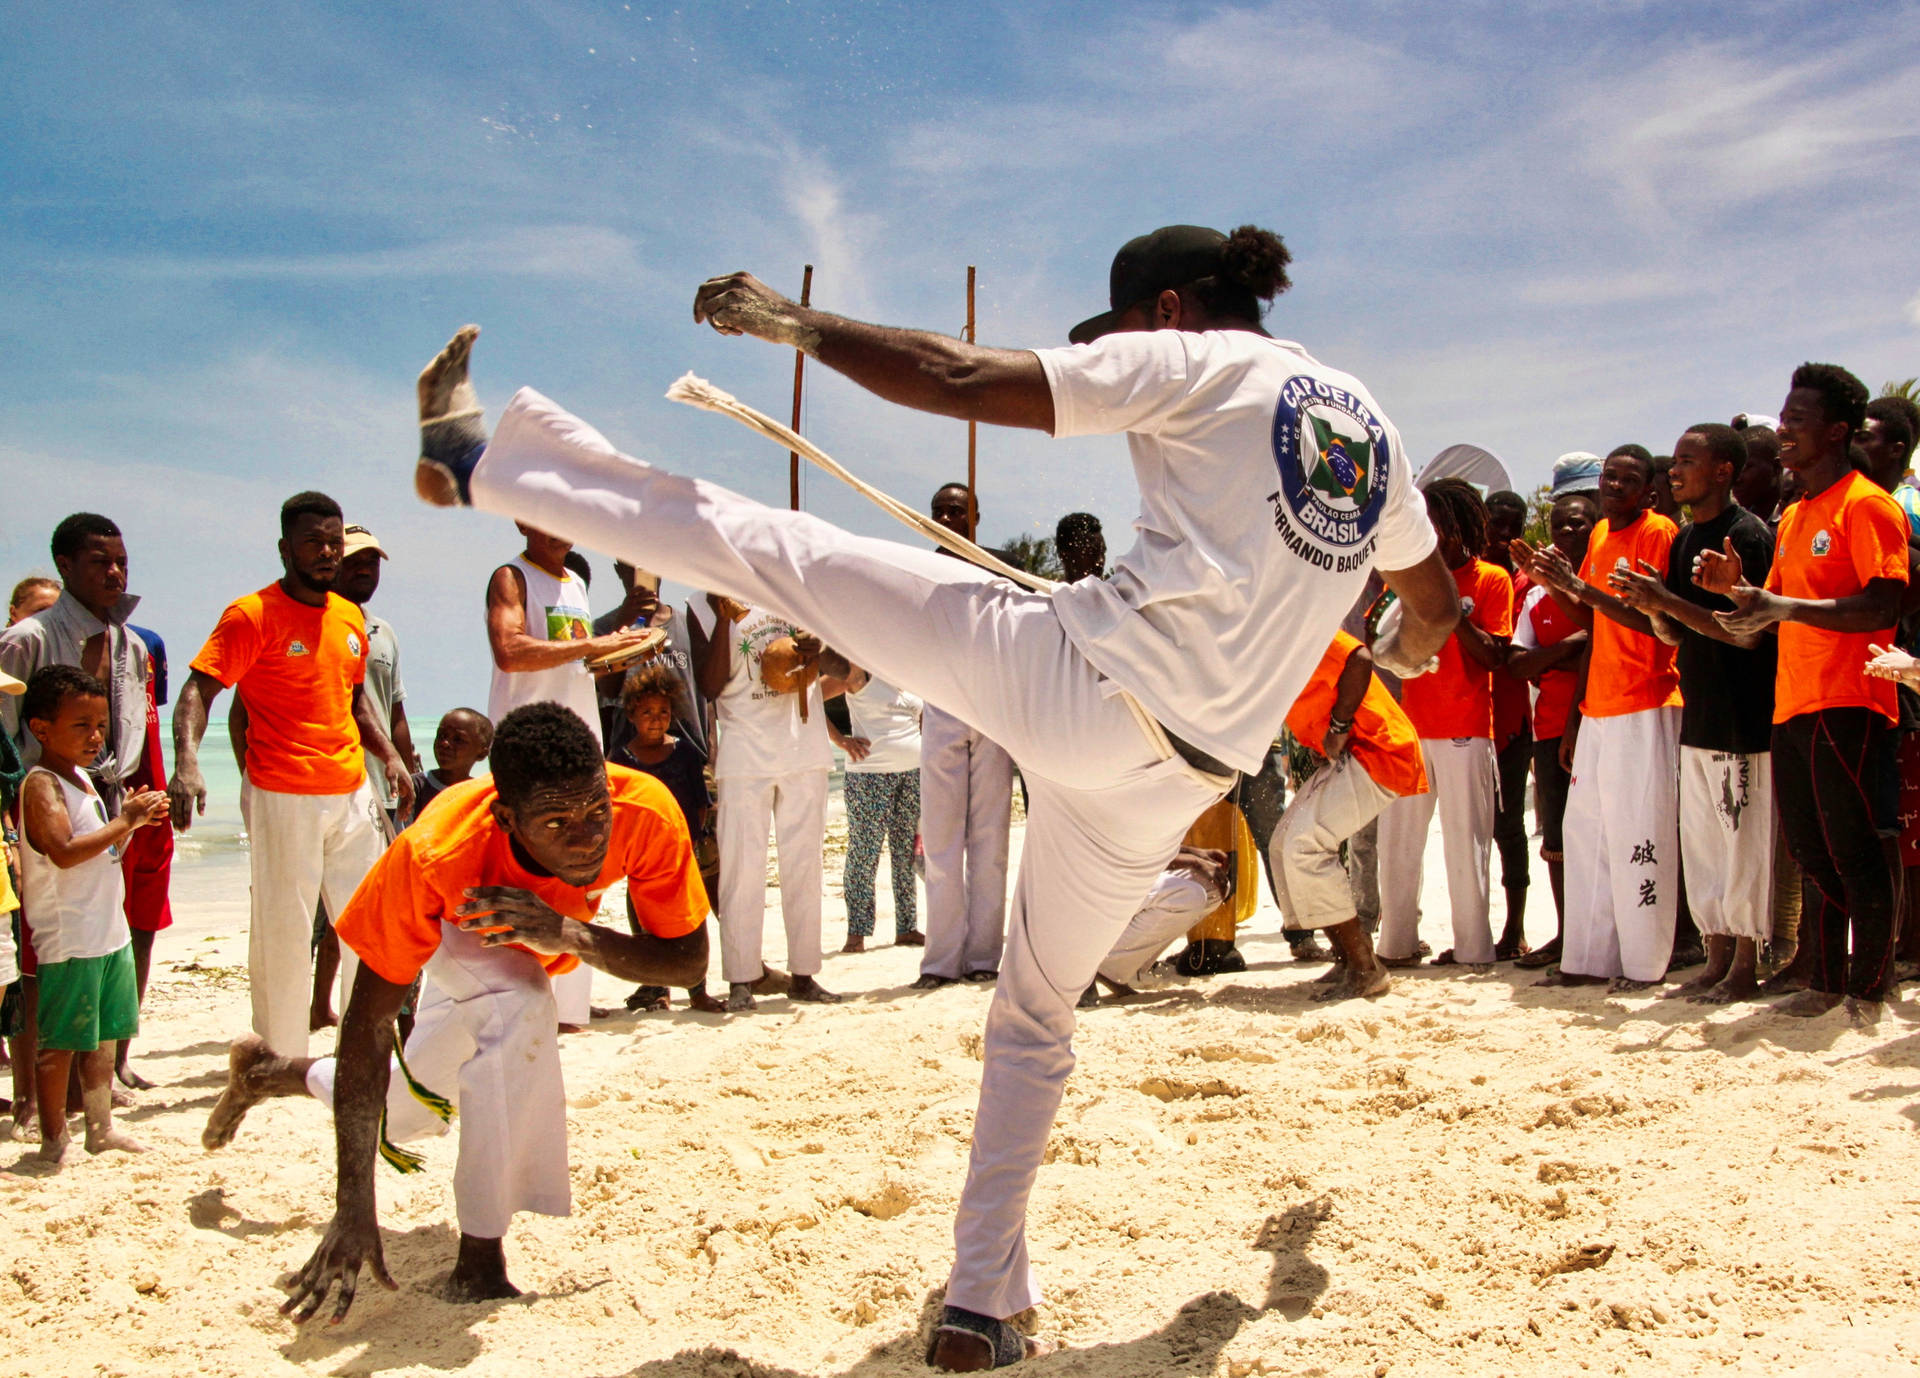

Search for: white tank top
xmin=487 ymin=556 xmax=602 ymax=745
xmin=19 ymin=767 xmax=128 ymax=965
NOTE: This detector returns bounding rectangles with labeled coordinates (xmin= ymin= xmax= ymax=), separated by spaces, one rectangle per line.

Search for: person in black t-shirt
xmin=1610 ymin=423 xmax=1777 ymax=1002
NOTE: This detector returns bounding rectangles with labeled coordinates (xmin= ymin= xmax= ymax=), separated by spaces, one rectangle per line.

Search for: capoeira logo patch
xmin=1811 ymin=530 xmax=1832 ymax=557
xmin=346 ymin=632 xmax=363 ymax=658
xmin=1267 ymin=374 xmax=1390 ymax=573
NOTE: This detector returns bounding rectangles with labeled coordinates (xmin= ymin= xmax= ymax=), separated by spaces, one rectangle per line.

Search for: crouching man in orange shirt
xmin=201 ymin=702 xmax=708 ymax=1316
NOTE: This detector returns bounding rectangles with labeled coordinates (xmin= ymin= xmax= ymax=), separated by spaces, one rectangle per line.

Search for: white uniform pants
xmin=920 ymin=704 xmax=1013 ymax=979
xmin=716 ymin=769 xmax=829 ymax=983
xmin=1376 ymin=738 xmax=1496 ymax=963
xmin=1272 ymin=758 xmax=1402 ymax=930
xmin=1097 ymin=865 xmax=1223 ymax=987
xmin=246 ymin=784 xmax=384 ymax=1057
xmin=471 ymin=388 xmax=1228 ymax=1317
xmin=309 ymin=918 xmax=568 ymax=1240
xmin=550 ymin=963 xmax=593 ymax=1026
xmin=1562 ymin=707 xmax=1681 ymax=980
xmin=1680 ymin=747 xmax=1773 ymax=942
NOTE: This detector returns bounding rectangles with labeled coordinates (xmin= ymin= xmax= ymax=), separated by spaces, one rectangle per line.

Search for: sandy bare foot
xmin=1664 ymin=969 xmax=1729 ymax=1000
xmin=446 ymin=1236 xmax=521 ymax=1303
xmin=926 ymin=1308 xmax=1057 ymax=1370
xmin=9 ymin=1112 xmax=36 ymax=1142
xmin=1777 ymin=989 xmax=1844 ymax=1018
xmin=842 ymin=936 xmax=867 ymax=954
xmin=1313 ymin=965 xmax=1391 ymax=1002
xmin=1514 ymin=938 xmax=1562 ymax=970
xmin=204 ymin=1036 xmax=278 ymax=1150
xmin=1846 ymin=996 xmax=1884 ymax=1027
xmin=1609 ymin=977 xmax=1657 ymax=994
xmin=728 ymin=983 xmax=757 ymax=1012
xmin=686 ymin=988 xmax=727 ymax=1014
xmin=895 ymin=929 xmax=926 ymax=947
xmin=1314 ymin=961 xmax=1349 ymax=985
xmin=37 ymin=1131 xmax=73 ymax=1169
xmin=109 ymin=1084 xmax=136 ymax=1109
xmin=751 ymin=966 xmax=792 ymax=996
xmin=1691 ymin=975 xmax=1759 ymax=1005
xmin=416 ymin=325 xmax=487 ymax=507
xmin=789 ymin=975 xmax=843 ymax=1004
xmin=85 ymin=1123 xmax=147 ymax=1155
xmin=115 ymin=1062 xmax=156 ymax=1092
xmin=1535 ymin=968 xmax=1607 ymax=988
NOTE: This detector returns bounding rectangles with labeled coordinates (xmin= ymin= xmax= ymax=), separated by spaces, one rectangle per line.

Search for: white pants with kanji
xmin=1376 ymin=737 xmax=1497 ymax=963
xmin=309 ymin=919 xmax=569 ymax=1240
xmin=468 ymin=386 xmax=1228 ymax=1317
xmin=1562 ymin=707 xmax=1681 ymax=980
xmin=716 ymin=769 xmax=829 ymax=983
xmin=1679 ymin=747 xmax=1773 ymax=942
xmin=919 ymin=704 xmax=1013 ymax=979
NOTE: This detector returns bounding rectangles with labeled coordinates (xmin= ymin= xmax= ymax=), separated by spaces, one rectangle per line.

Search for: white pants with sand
xmin=1097 ymin=866 xmax=1224 ymax=988
xmin=245 ymin=783 xmax=384 ymax=1057
xmin=1679 ymin=746 xmax=1773 ymax=942
xmin=469 ymin=387 xmax=1226 ymax=1317
xmin=1272 ymin=757 xmax=1401 ymax=930
xmin=919 ymin=703 xmax=1013 ymax=979
xmin=716 ymin=768 xmax=829 ymax=983
xmin=308 ymin=919 xmax=568 ymax=1240
xmin=1562 ymin=707 xmax=1681 ymax=981
xmin=1376 ymin=737 xmax=1496 ymax=963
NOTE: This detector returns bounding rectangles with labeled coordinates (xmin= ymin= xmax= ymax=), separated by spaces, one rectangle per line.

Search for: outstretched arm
xmin=282 ymin=963 xmax=411 ymax=1325
xmin=694 ymin=272 xmax=1055 ymax=432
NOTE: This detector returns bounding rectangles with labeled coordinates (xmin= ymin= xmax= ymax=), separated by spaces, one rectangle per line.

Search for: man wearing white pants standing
xmin=168 ymin=493 xmax=412 ymax=1057
xmin=409 ymin=222 xmax=1458 ymax=1368
xmin=915 ymin=481 xmax=1016 ymax=989
xmin=694 ymin=597 xmax=841 ymax=1010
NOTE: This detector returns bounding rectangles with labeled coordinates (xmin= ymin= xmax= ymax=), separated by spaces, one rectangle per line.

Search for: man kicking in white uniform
xmin=411 ymin=223 xmax=1458 ymax=1368
xmin=201 ymin=703 xmax=707 ymax=1317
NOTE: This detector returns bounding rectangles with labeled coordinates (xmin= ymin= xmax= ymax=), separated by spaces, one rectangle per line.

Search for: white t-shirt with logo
xmin=844 ymin=675 xmax=923 ymax=775
xmin=488 ymin=556 xmax=602 ymax=746
xmin=710 ymin=605 xmax=831 ymax=779
xmin=1034 ymin=330 xmax=1435 ymax=774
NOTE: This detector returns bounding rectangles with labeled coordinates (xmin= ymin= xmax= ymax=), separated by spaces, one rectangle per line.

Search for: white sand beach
xmin=4 ymin=815 xmax=1918 ymax=1378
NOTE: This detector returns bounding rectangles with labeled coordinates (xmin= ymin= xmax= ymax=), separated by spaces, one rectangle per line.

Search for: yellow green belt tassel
xmin=377 ymin=1024 xmax=453 ymax=1174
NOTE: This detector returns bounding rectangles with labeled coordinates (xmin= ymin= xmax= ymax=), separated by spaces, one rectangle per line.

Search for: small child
xmin=611 ymin=663 xmax=722 ymax=1013
xmin=17 ymin=665 xmax=168 ymax=1165
xmin=408 ymin=708 xmax=493 ymax=825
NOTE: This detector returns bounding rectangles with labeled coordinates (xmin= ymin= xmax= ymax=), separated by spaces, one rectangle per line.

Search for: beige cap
xmin=0 ymin=667 xmax=22 ymax=696
xmin=342 ymin=524 xmax=388 ymax=559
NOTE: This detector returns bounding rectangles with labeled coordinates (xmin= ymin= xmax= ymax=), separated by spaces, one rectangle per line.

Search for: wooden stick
xmin=965 ymin=264 xmax=977 ymax=540
xmin=789 ymin=264 xmax=814 ymax=511
xmin=666 ymin=372 xmax=1056 ymax=594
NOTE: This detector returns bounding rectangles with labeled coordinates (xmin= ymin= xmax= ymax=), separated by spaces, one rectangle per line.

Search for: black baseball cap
xmin=1068 ymin=224 xmax=1229 ymax=346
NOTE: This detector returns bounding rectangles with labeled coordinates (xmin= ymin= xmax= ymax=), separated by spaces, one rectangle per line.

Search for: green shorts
xmin=36 ymin=944 xmax=138 ymax=1052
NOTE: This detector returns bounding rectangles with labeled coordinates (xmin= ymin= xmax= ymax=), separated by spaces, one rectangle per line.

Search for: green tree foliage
xmin=996 ymin=533 xmax=1061 ymax=580
xmin=1881 ymin=378 xmax=1918 ymax=403
xmin=1521 ymin=482 xmax=1553 ymax=547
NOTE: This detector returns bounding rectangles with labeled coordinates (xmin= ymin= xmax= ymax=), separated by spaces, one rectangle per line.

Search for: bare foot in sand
xmin=728 ymin=983 xmax=757 ymax=1012
xmin=37 ymin=1128 xmax=73 ymax=1169
xmin=1846 ymin=996 xmax=1884 ymax=1027
xmin=204 ymin=1036 xmax=309 ymax=1150
xmin=1691 ymin=971 xmax=1760 ymax=1005
xmin=1313 ymin=964 xmax=1391 ymax=1002
xmin=85 ymin=1123 xmax=147 ymax=1156
xmin=842 ymin=935 xmax=866 ymax=954
xmin=1609 ymin=977 xmax=1656 ymax=994
xmin=789 ymin=974 xmax=843 ymax=1004
xmin=415 ymin=325 xmax=488 ymax=507
xmin=115 ymin=1060 xmax=156 ymax=1092
xmin=1535 ymin=968 xmax=1606 ymax=988
xmin=686 ymin=987 xmax=727 ymax=1014
xmin=751 ymin=965 xmax=792 ymax=997
xmin=446 ymin=1235 xmax=521 ymax=1303
xmin=1777 ymin=989 xmax=1843 ymax=1018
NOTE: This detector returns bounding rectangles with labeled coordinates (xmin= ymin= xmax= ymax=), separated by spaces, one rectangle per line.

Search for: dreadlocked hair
xmin=1423 ymin=477 xmax=1489 ymax=558
xmin=1187 ymin=225 xmax=1292 ymax=323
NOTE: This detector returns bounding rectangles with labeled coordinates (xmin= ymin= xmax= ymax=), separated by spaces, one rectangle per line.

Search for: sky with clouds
xmin=4 ymin=1 xmax=1917 ymax=716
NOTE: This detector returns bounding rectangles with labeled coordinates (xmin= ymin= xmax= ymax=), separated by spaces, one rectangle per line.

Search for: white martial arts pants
xmin=1376 ymin=738 xmax=1496 ymax=963
xmin=1097 ymin=865 xmax=1224 ymax=988
xmin=309 ymin=919 xmax=568 ymax=1240
xmin=1562 ymin=707 xmax=1681 ymax=981
xmin=716 ymin=769 xmax=829 ymax=983
xmin=246 ymin=783 xmax=384 ymax=1057
xmin=1272 ymin=758 xmax=1402 ymax=931
xmin=920 ymin=703 xmax=1014 ymax=979
xmin=550 ymin=963 xmax=593 ymax=1026
xmin=1679 ymin=747 xmax=1772 ymax=942
xmin=470 ymin=387 xmax=1228 ymax=1317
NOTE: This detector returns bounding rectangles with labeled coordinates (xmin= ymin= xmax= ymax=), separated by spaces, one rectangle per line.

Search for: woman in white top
xmin=820 ymin=651 xmax=924 ymax=953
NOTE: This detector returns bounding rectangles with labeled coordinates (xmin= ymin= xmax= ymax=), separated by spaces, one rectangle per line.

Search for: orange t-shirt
xmin=191 ymin=584 xmax=368 ymax=795
xmin=1578 ymin=513 xmax=1681 ymax=718
xmin=1399 ymin=559 xmax=1513 ymax=740
xmin=1764 ymin=470 xmax=1909 ymax=724
xmin=1286 ymin=633 xmax=1429 ymax=798
xmin=335 ymin=765 xmax=706 ymax=987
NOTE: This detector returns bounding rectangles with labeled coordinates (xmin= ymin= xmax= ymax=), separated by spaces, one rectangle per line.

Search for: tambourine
xmin=585 ymin=625 xmax=669 ymax=672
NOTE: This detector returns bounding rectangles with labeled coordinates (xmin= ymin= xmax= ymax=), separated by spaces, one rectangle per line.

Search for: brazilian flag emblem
xmin=1306 ymin=413 xmax=1373 ymax=508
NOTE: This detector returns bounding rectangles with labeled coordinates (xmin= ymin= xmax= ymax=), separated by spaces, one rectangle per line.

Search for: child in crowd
xmin=17 ymin=665 xmax=168 ymax=1165
xmin=612 ymin=663 xmax=724 ymax=1013
xmin=817 ymin=649 xmax=925 ymax=954
xmin=408 ymin=708 xmax=493 ymax=824
xmin=0 ymin=667 xmax=24 ymax=1129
